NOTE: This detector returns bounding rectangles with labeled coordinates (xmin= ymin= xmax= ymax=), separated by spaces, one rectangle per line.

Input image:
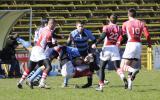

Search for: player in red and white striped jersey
xmin=92 ymin=14 xmax=127 ymax=91
xmin=119 ymin=8 xmax=151 ymax=90
xmin=17 ymin=19 xmax=57 ymax=89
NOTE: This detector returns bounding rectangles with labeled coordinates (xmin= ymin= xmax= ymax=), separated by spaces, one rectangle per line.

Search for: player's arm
xmin=117 ymin=34 xmax=128 ymax=46
xmin=95 ymin=32 xmax=106 ymax=45
xmin=88 ymin=31 xmax=97 ymax=44
xmin=46 ymin=32 xmax=57 ymax=48
xmin=118 ymin=23 xmax=128 ymax=46
xmin=143 ymin=25 xmax=151 ymax=47
xmin=94 ymin=25 xmax=108 ymax=45
xmin=58 ymin=46 xmax=69 ymax=63
xmin=116 ymin=35 xmax=122 ymax=47
xmin=66 ymin=34 xmax=73 ymax=46
xmin=92 ymin=32 xmax=106 ymax=48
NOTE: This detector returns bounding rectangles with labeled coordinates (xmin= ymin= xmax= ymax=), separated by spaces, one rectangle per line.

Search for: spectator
xmin=0 ymin=64 xmax=5 ymax=78
xmin=0 ymin=33 xmax=21 ymax=78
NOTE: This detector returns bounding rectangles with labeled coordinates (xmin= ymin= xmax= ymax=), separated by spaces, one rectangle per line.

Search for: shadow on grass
xmin=109 ymin=84 xmax=152 ymax=88
xmin=135 ymin=88 xmax=160 ymax=92
xmin=106 ymin=84 xmax=160 ymax=92
xmin=60 ymin=84 xmax=94 ymax=89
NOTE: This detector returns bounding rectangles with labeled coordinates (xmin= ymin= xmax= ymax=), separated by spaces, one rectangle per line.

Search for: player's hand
xmin=92 ymin=44 xmax=96 ymax=49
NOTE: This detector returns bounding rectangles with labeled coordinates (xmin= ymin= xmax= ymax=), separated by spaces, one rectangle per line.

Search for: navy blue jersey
xmin=69 ymin=29 xmax=96 ymax=56
xmin=66 ymin=46 xmax=81 ymax=60
xmin=44 ymin=47 xmax=59 ymax=60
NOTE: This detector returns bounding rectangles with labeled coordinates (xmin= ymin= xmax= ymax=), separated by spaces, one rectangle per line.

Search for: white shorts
xmin=122 ymin=42 xmax=141 ymax=59
xmin=61 ymin=61 xmax=75 ymax=78
xmin=30 ymin=46 xmax=47 ymax=62
xmin=100 ymin=45 xmax=120 ymax=61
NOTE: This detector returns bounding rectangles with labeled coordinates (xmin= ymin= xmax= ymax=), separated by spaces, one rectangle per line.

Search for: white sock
xmin=39 ymin=78 xmax=45 ymax=85
xmin=123 ymin=65 xmax=136 ymax=73
xmin=19 ymin=79 xmax=24 ymax=84
xmin=116 ymin=68 xmax=125 ymax=80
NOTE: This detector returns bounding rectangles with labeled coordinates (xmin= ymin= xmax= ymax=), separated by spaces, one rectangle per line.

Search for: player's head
xmin=128 ymin=8 xmax=136 ymax=18
xmin=109 ymin=13 xmax=118 ymax=24
xmin=76 ymin=20 xmax=85 ymax=33
xmin=41 ymin=18 xmax=48 ymax=27
xmin=48 ymin=18 xmax=56 ymax=30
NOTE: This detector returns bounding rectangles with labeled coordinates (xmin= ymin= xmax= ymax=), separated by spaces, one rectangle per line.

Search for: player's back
xmin=103 ymin=24 xmax=121 ymax=45
xmin=36 ymin=26 xmax=52 ymax=49
xmin=123 ymin=19 xmax=145 ymax=42
xmin=67 ymin=47 xmax=80 ymax=58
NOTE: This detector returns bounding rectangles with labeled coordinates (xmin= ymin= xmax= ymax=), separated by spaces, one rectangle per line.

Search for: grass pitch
xmin=0 ymin=70 xmax=160 ymax=100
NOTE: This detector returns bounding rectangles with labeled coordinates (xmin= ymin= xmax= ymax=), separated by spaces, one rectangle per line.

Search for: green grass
xmin=0 ymin=70 xmax=160 ymax=100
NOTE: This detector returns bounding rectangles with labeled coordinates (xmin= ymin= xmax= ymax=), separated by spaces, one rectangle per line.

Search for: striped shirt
xmin=69 ymin=29 xmax=96 ymax=56
xmin=36 ymin=26 xmax=52 ymax=50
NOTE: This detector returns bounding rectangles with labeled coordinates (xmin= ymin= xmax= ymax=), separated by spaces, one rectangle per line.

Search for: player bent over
xmin=61 ymin=54 xmax=95 ymax=88
xmin=17 ymin=19 xmax=57 ymax=89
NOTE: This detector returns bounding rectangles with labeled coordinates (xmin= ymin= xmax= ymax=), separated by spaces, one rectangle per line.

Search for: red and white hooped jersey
xmin=36 ymin=26 xmax=52 ymax=49
xmin=122 ymin=19 xmax=150 ymax=43
xmin=102 ymin=23 xmax=122 ymax=46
